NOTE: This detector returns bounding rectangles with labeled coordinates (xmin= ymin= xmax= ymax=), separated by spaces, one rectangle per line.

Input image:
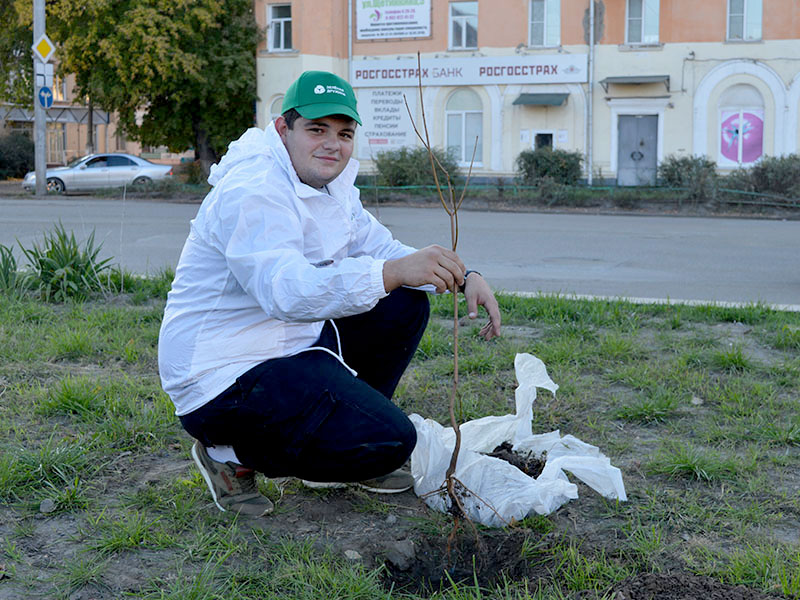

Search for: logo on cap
xmin=314 ymin=85 xmax=326 ymax=95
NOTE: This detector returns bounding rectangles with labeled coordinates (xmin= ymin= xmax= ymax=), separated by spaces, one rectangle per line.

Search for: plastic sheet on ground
xmin=409 ymin=352 xmax=627 ymax=528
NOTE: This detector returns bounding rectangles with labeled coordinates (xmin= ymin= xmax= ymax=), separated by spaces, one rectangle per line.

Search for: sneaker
xmin=191 ymin=441 xmax=274 ymax=516
xmin=356 ymin=468 xmax=415 ymax=494
xmin=302 ymin=468 xmax=414 ymax=495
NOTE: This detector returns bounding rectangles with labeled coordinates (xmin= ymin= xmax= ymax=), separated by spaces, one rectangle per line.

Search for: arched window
xmin=718 ymin=84 xmax=764 ymax=166
xmin=445 ymin=89 xmax=483 ymax=166
xmin=270 ymin=96 xmax=284 ymax=123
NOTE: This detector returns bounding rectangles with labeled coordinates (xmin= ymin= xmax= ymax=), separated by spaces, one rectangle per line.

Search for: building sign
xmin=356 ymin=88 xmax=418 ymax=160
xmin=356 ymin=0 xmax=431 ymax=40
xmin=351 ymin=55 xmax=587 ymax=87
xmin=720 ymin=109 xmax=763 ymax=165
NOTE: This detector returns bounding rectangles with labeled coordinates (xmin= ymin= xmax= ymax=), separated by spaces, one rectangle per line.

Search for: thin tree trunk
xmin=85 ymin=98 xmax=94 ymax=155
xmin=193 ymin=121 xmax=218 ymax=177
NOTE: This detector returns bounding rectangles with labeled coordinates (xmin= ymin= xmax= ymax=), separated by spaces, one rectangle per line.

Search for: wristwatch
xmin=458 ymin=269 xmax=481 ymax=293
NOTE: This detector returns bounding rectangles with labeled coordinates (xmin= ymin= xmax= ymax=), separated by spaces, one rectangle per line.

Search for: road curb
xmin=503 ymin=291 xmax=800 ymax=313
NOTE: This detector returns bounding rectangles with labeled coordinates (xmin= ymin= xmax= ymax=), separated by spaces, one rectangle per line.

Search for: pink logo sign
xmin=720 ymin=111 xmax=763 ymax=164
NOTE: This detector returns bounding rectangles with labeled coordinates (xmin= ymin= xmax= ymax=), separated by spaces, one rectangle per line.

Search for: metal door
xmin=617 ymin=115 xmax=658 ymax=186
xmin=77 ymin=156 xmax=110 ymax=189
xmin=106 ymin=155 xmax=138 ymax=186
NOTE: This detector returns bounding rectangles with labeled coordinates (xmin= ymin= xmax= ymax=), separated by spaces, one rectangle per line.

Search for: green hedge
xmin=0 ymin=133 xmax=34 ymax=179
xmin=515 ymin=147 xmax=583 ymax=185
xmin=373 ymin=146 xmax=462 ymax=187
xmin=658 ymin=155 xmax=718 ymax=201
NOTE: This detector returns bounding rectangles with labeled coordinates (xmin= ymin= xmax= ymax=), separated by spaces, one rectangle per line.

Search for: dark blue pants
xmin=180 ymin=287 xmax=429 ymax=481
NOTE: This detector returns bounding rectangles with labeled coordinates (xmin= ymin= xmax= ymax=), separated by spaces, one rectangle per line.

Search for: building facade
xmin=254 ymin=0 xmax=800 ymax=184
xmin=0 ymin=71 xmax=185 ymax=167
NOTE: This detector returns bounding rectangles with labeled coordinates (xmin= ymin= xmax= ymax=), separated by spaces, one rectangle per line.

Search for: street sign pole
xmin=33 ymin=0 xmax=46 ymax=196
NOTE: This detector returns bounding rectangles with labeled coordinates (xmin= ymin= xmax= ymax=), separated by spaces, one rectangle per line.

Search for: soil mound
xmin=383 ymin=529 xmax=550 ymax=594
xmin=383 ymin=529 xmax=792 ymax=599
xmin=607 ymin=572 xmax=789 ymax=600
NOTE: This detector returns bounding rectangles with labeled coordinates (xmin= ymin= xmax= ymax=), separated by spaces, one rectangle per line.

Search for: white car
xmin=23 ymin=153 xmax=173 ymax=193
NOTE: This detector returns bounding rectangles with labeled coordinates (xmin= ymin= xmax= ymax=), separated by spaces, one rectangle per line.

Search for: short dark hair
xmin=281 ymin=108 xmax=302 ymax=129
xmin=281 ymin=108 xmax=357 ymax=130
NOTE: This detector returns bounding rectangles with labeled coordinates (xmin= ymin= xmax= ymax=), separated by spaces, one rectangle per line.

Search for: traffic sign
xmin=38 ymin=86 xmax=53 ymax=109
xmin=32 ymin=33 xmax=55 ymax=63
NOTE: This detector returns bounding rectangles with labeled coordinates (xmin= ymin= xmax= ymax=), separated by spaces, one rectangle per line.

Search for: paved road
xmin=1 ymin=196 xmax=798 ymax=307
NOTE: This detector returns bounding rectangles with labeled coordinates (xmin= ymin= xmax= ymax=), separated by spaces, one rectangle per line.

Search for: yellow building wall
xmin=252 ymin=0 xmax=800 ymax=179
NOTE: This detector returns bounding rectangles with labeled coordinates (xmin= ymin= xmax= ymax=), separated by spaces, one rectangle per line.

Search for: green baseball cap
xmin=281 ymin=71 xmax=361 ymax=125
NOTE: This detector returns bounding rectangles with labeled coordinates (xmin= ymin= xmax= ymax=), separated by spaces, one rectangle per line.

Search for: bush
xmin=720 ymin=167 xmax=754 ymax=193
xmin=658 ymin=154 xmax=718 ymax=202
xmin=0 ymin=133 xmax=35 ymax=180
xmin=515 ymin=147 xmax=583 ymax=185
xmin=0 ymin=243 xmax=31 ymax=297
xmin=748 ymin=155 xmax=800 ymax=198
xmin=20 ymin=222 xmax=113 ymax=302
xmin=174 ymin=160 xmax=208 ymax=185
xmin=373 ymin=146 xmax=462 ymax=187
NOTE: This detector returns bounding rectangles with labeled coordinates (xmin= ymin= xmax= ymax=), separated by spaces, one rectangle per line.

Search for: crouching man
xmin=158 ymin=71 xmax=501 ymax=516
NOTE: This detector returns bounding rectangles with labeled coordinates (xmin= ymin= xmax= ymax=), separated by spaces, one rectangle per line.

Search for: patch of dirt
xmin=383 ymin=528 xmax=546 ymax=594
xmin=382 ymin=527 xmax=791 ymax=599
xmin=606 ymin=572 xmax=788 ymax=600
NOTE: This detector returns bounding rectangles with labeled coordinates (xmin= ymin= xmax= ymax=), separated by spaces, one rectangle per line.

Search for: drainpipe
xmin=348 ymin=0 xmax=353 ymax=80
xmin=587 ymin=0 xmax=594 ymax=185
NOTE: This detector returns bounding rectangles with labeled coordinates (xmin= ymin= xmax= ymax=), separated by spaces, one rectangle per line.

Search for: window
xmin=534 ymin=132 xmax=554 ymax=150
xmin=270 ymin=96 xmax=284 ymax=122
xmin=268 ymin=4 xmax=292 ymax=51
xmin=46 ymin=123 xmax=65 ymax=164
xmin=115 ymin=130 xmax=127 ymax=151
xmin=626 ymin=0 xmax=659 ymax=44
xmin=445 ymin=89 xmax=483 ymax=165
xmin=530 ymin=0 xmax=560 ymax=47
xmin=9 ymin=121 xmax=33 ymax=138
xmin=106 ymin=156 xmax=136 ymax=167
xmin=86 ymin=157 xmax=107 ymax=168
xmin=728 ymin=0 xmax=761 ymax=41
xmin=449 ymin=2 xmax=478 ymax=49
xmin=52 ymin=76 xmax=67 ymax=102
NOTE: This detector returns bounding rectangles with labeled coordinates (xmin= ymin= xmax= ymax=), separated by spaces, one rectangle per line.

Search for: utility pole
xmin=33 ymin=0 xmax=47 ymax=196
xmin=587 ymin=0 xmax=594 ymax=186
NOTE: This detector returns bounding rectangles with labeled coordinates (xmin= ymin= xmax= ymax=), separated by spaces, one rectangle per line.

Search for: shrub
xmin=748 ymin=154 xmax=800 ymax=198
xmin=20 ymin=223 xmax=113 ymax=302
xmin=373 ymin=146 xmax=461 ymax=187
xmin=536 ymin=176 xmax=570 ymax=205
xmin=720 ymin=167 xmax=754 ymax=193
xmin=174 ymin=160 xmax=208 ymax=185
xmin=0 ymin=243 xmax=31 ymax=297
xmin=515 ymin=147 xmax=583 ymax=185
xmin=0 ymin=133 xmax=35 ymax=180
xmin=658 ymin=154 xmax=718 ymax=202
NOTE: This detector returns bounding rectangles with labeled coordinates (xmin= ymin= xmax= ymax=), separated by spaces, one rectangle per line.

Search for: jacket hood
xmin=207 ymin=122 xmax=359 ymax=191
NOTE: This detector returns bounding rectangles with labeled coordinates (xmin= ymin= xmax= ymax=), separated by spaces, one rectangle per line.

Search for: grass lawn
xmin=0 ymin=283 xmax=798 ymax=599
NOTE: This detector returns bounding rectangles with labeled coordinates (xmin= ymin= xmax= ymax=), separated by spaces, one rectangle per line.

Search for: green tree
xmin=49 ymin=0 xmax=260 ymax=171
xmin=0 ymin=0 xmax=33 ymax=107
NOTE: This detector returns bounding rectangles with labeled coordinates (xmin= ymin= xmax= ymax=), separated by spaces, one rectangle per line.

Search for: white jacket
xmin=158 ymin=123 xmax=416 ymax=416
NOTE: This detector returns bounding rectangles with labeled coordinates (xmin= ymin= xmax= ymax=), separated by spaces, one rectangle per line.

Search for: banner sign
xmin=356 ymin=0 xmax=431 ymax=40
xmin=351 ymin=54 xmax=587 ymax=87
xmin=356 ymin=88 xmax=418 ymax=159
xmin=720 ymin=109 xmax=763 ymax=165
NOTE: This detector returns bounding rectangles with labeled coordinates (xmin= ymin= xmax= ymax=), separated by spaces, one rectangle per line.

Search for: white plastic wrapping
xmin=409 ymin=353 xmax=627 ymax=527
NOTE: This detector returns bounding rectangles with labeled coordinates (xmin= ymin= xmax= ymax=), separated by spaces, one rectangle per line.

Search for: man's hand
xmin=383 ymin=245 xmax=466 ymax=294
xmin=462 ymin=272 xmax=501 ymax=340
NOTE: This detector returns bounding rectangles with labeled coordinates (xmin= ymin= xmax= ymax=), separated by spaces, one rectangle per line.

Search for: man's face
xmin=275 ymin=114 xmax=356 ymax=189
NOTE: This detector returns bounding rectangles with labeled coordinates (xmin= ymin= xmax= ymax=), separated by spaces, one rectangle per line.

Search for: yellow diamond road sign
xmin=32 ymin=34 xmax=55 ymax=63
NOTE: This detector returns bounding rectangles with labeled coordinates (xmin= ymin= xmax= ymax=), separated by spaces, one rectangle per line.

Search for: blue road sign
xmin=38 ymin=86 xmax=53 ymax=109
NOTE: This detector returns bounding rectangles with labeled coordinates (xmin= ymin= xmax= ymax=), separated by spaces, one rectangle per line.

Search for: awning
xmin=0 ymin=104 xmax=110 ymax=125
xmin=513 ymin=93 xmax=569 ymax=106
xmin=600 ymin=75 xmax=670 ymax=92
